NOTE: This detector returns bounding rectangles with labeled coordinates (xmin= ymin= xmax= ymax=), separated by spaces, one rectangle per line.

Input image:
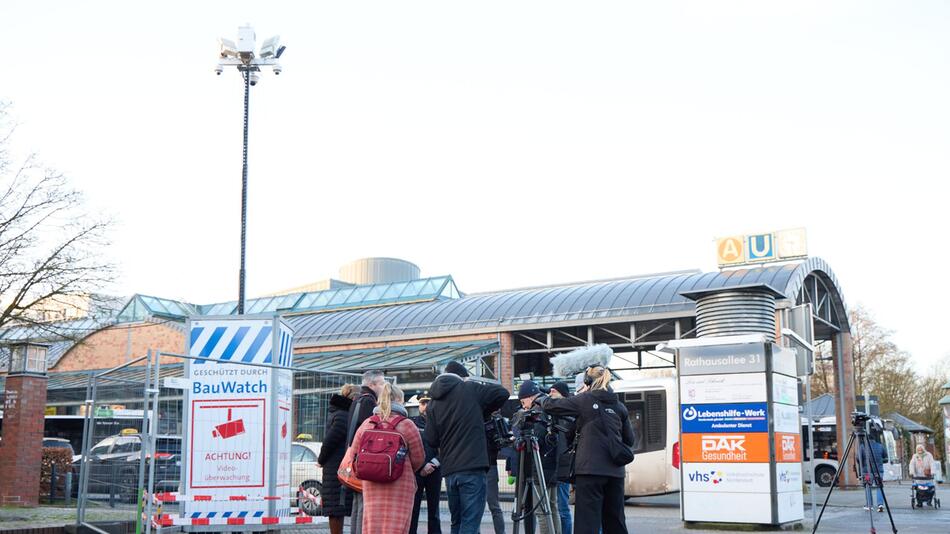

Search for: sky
xmin=1 ymin=1 xmax=948 ymax=371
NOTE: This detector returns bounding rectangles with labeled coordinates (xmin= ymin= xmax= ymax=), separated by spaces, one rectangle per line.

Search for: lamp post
xmin=216 ymin=25 xmax=285 ymax=314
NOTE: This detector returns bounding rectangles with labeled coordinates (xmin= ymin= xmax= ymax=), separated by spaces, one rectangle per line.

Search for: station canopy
xmin=289 ymin=257 xmax=849 ymax=346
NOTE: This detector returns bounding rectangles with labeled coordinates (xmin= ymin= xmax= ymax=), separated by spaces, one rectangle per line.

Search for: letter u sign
xmin=746 ymin=234 xmax=775 ymax=261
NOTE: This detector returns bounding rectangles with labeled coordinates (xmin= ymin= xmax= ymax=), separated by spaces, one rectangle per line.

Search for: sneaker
xmin=863 ymin=506 xmax=870 ymax=511
xmin=877 ymin=505 xmax=884 ymax=512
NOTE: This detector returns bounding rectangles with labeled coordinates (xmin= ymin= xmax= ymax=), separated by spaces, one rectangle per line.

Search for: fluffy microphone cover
xmin=551 ymin=344 xmax=613 ymax=377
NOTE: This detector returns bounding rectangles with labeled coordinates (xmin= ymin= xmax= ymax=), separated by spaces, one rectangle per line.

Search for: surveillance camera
xmin=249 ymin=72 xmax=260 ymax=86
xmin=273 ymin=64 xmax=282 ymax=75
xmin=214 ymin=65 xmax=223 ymax=75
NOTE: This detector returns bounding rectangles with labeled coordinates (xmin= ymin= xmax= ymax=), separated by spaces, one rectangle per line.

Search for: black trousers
xmin=410 ymin=471 xmax=443 ymax=534
xmin=573 ymin=475 xmax=627 ymax=534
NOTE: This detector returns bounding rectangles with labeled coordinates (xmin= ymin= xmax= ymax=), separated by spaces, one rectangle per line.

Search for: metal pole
xmin=145 ymin=352 xmax=162 ymax=534
xmin=238 ymin=67 xmax=250 ymax=315
xmin=77 ymin=375 xmax=99 ymax=525
xmin=135 ymin=350 xmax=153 ymax=534
xmin=805 ymin=378 xmax=817 ymax=526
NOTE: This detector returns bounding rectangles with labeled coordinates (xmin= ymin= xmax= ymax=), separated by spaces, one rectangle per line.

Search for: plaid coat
xmin=346 ymin=414 xmax=426 ymax=534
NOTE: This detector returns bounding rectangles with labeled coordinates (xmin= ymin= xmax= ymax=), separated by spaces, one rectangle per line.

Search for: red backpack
xmin=353 ymin=415 xmax=409 ymax=483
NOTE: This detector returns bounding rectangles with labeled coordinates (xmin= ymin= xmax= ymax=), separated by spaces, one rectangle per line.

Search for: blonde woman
xmin=345 ymin=383 xmax=425 ymax=534
xmin=542 ymin=366 xmax=635 ymax=534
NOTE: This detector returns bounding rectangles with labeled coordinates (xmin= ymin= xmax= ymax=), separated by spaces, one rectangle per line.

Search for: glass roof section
xmin=116 ymin=276 xmax=461 ymax=323
xmin=117 ymin=295 xmax=198 ymax=321
xmin=287 ymin=275 xmax=459 ymax=314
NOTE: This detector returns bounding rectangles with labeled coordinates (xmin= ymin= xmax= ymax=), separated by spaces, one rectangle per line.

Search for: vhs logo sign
xmin=681 ymin=403 xmax=768 ymax=433
xmin=682 ymin=462 xmax=771 ymax=493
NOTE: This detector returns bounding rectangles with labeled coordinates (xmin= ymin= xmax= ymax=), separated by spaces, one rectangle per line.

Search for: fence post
xmin=65 ymin=471 xmax=72 ymax=506
xmin=109 ymin=463 xmax=117 ymax=508
xmin=50 ymin=464 xmax=57 ymax=503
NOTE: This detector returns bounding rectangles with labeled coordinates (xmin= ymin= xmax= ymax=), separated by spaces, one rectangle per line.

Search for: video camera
xmin=486 ymin=413 xmax=514 ymax=449
xmin=851 ymin=411 xmax=871 ymax=426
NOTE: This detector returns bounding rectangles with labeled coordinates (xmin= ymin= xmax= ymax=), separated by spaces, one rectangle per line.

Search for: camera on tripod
xmin=851 ymin=411 xmax=871 ymax=426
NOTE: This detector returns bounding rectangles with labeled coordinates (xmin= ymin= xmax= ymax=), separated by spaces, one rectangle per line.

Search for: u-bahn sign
xmin=182 ymin=316 xmax=295 ymax=520
xmin=716 ymin=228 xmax=808 ymax=268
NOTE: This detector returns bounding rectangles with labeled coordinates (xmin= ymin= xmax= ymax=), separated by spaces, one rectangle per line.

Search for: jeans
xmin=522 ymin=483 xmax=560 ymax=534
xmin=446 ymin=470 xmax=488 ymax=534
xmin=351 ymin=492 xmax=364 ymax=534
xmin=557 ymin=483 xmax=573 ymax=534
xmin=486 ymin=466 xmax=506 ymax=534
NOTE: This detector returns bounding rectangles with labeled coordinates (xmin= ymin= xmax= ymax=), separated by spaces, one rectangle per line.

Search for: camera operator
xmin=856 ymin=420 xmax=889 ymax=513
xmin=547 ymin=382 xmax=576 ymax=534
xmin=509 ymin=380 xmax=560 ymax=534
xmin=542 ymin=367 xmax=634 ymax=534
xmin=425 ymin=361 xmax=509 ymax=534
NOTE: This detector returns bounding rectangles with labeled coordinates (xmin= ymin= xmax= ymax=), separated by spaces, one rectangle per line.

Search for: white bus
xmin=612 ymin=377 xmax=681 ymax=497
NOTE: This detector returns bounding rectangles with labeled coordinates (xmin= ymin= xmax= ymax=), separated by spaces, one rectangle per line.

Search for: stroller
xmin=910 ymin=476 xmax=941 ymax=509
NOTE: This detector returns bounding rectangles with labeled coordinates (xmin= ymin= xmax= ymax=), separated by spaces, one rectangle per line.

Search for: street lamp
xmin=6 ymin=341 xmax=49 ymax=376
xmin=216 ymin=24 xmax=285 ymax=314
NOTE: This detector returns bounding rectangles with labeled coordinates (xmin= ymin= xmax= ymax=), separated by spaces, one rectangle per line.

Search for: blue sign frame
xmin=681 ymin=402 xmax=769 ymax=433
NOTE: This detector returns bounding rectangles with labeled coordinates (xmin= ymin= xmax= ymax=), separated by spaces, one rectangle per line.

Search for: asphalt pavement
xmin=2 ymin=483 xmax=946 ymax=533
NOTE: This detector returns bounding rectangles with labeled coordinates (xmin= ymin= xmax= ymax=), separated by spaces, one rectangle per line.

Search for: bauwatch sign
xmin=182 ymin=317 xmax=295 ymax=520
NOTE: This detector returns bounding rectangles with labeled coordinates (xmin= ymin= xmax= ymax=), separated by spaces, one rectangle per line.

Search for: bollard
xmin=50 ymin=465 xmax=57 ymax=503
xmin=65 ymin=471 xmax=73 ymax=506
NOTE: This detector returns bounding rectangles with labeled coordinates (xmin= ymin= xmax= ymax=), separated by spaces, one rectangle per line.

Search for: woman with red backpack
xmin=344 ymin=383 xmax=426 ymax=534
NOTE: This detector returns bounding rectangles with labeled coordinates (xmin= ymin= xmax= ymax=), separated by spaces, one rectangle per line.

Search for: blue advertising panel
xmin=681 ymin=402 xmax=769 ymax=433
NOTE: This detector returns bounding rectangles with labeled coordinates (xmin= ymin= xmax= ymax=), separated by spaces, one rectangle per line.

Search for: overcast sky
xmin=2 ymin=1 xmax=948 ymax=371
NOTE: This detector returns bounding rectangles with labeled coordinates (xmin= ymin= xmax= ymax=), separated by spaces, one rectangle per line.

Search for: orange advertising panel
xmin=682 ymin=433 xmax=770 ymax=463
xmin=775 ymin=432 xmax=802 ymax=463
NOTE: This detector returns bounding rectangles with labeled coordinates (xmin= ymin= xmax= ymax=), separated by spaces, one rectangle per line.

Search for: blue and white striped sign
xmin=190 ymin=320 xmax=293 ymax=366
xmin=184 ymin=317 xmax=294 ymax=519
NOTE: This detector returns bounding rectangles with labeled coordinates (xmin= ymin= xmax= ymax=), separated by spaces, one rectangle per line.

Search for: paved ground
xmin=0 ymin=506 xmax=133 ymax=530
xmin=2 ymin=483 xmax=946 ymax=532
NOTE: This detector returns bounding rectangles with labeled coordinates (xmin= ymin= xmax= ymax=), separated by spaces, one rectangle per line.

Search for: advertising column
xmin=182 ymin=316 xmax=294 ymax=522
xmin=678 ymin=341 xmax=803 ymax=525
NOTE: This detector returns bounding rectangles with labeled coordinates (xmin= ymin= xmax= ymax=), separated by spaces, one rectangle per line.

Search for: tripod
xmin=812 ymin=416 xmax=897 ymax=534
xmin=511 ymin=425 xmax=556 ymax=534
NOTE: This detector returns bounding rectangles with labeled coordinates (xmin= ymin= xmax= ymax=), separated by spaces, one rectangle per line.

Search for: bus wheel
xmin=815 ymin=466 xmax=836 ymax=487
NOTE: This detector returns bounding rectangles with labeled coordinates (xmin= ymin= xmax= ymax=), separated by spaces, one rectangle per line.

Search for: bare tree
xmin=0 ymin=103 xmax=114 ymax=336
xmin=810 ymin=341 xmax=834 ymax=396
xmin=849 ymin=305 xmax=898 ymax=395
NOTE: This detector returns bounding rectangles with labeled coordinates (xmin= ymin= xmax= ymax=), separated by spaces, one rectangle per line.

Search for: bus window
xmin=623 ymin=390 xmax=666 ymax=454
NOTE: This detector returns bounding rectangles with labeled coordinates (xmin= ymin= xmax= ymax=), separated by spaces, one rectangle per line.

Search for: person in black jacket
xmin=548 ymin=382 xmax=576 ymax=534
xmin=409 ymin=391 xmax=442 ymax=534
xmin=347 ymin=370 xmax=386 ymax=534
xmin=509 ymin=380 xmax=560 ymax=534
xmin=542 ymin=367 xmax=634 ymax=534
xmin=317 ymin=384 xmax=359 ymax=534
xmin=424 ymin=361 xmax=509 ymax=534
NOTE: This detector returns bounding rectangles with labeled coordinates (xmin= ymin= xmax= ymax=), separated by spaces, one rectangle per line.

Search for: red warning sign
xmin=190 ymin=399 xmax=266 ymax=489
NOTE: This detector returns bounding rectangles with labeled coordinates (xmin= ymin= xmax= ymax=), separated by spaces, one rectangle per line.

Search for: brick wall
xmin=499 ymin=332 xmax=514 ymax=392
xmin=297 ymin=332 xmax=514 ymax=394
xmin=53 ymin=322 xmax=185 ymax=372
xmin=0 ymin=375 xmax=48 ymax=506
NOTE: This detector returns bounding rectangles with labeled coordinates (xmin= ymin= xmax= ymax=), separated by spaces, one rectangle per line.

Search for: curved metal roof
xmin=289 ymin=257 xmax=849 ymax=346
